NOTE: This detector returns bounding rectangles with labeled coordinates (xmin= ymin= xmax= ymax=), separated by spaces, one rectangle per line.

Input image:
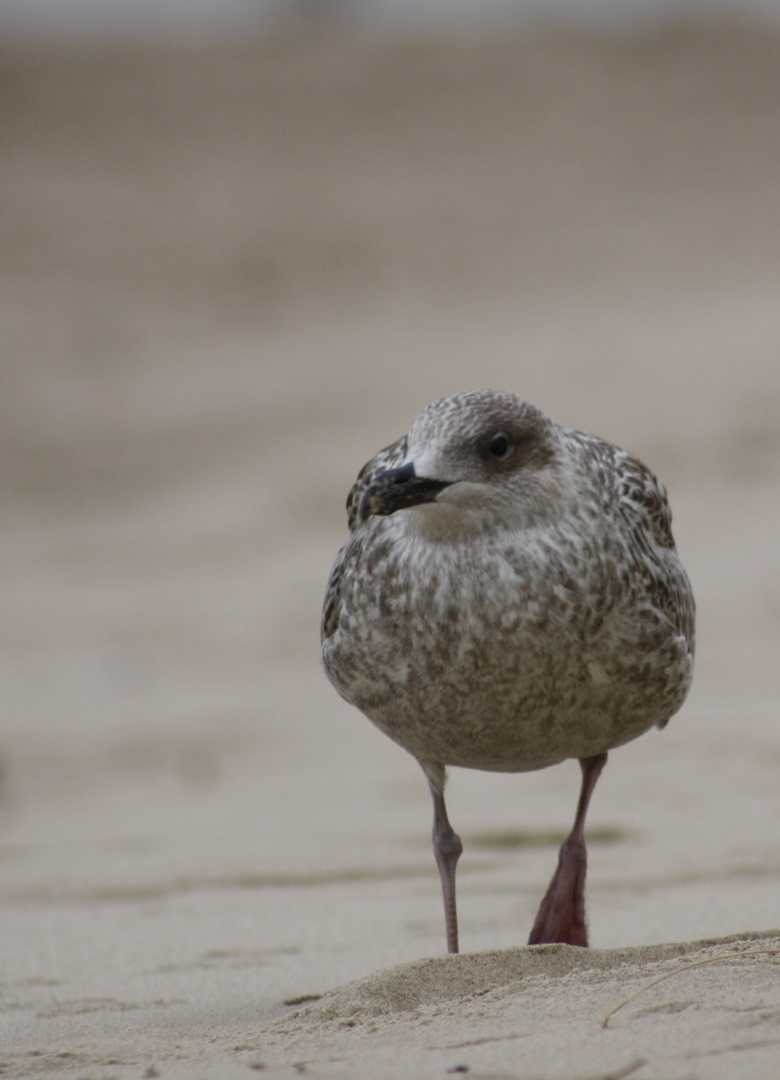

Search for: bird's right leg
xmin=422 ymin=762 xmax=463 ymax=954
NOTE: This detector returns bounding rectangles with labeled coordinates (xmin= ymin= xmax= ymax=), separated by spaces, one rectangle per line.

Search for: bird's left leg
xmin=422 ymin=762 xmax=463 ymax=954
xmin=528 ymin=752 xmax=608 ymax=948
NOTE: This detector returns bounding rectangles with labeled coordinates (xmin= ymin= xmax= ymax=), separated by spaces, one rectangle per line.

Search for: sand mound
xmin=262 ymin=933 xmax=780 ymax=1078
xmin=275 ymin=930 xmax=780 ymax=1031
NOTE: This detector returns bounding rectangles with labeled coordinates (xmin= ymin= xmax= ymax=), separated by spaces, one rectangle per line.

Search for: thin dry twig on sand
xmin=597 ymin=1057 xmax=648 ymax=1080
xmin=602 ymin=948 xmax=780 ymax=1028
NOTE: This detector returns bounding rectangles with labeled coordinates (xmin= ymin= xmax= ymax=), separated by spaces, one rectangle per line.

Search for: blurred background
xmin=2 ymin=0 xmax=780 ymax=1047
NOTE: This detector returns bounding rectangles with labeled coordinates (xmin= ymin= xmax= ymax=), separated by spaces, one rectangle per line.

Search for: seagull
xmin=321 ymin=390 xmax=695 ymax=952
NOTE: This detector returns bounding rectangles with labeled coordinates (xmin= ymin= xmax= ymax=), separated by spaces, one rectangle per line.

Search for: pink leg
xmin=428 ymin=780 xmax=463 ymax=954
xmin=528 ymin=752 xmax=608 ymax=948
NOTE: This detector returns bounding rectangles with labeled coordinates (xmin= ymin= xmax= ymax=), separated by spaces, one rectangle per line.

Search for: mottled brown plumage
xmin=321 ymin=390 xmax=695 ymax=953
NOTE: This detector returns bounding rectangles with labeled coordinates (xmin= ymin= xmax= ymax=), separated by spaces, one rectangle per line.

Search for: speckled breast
xmin=322 ymin=517 xmax=694 ymax=774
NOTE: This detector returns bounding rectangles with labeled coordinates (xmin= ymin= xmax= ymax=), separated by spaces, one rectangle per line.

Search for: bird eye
xmin=488 ymin=433 xmax=511 ymax=459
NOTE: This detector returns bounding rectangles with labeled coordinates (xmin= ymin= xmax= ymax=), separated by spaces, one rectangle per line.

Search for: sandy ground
xmin=1 ymin=16 xmax=780 ymax=1078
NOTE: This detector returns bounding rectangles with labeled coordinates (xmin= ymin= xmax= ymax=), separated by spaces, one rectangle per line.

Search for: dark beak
xmin=359 ymin=462 xmax=451 ymax=523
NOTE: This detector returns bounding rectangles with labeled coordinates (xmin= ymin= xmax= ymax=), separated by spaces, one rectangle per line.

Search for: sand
xmin=1 ymin=15 xmax=780 ymax=1078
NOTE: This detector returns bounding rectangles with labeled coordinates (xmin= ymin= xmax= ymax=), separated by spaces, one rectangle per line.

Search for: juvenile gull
xmin=321 ymin=390 xmax=695 ymax=952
